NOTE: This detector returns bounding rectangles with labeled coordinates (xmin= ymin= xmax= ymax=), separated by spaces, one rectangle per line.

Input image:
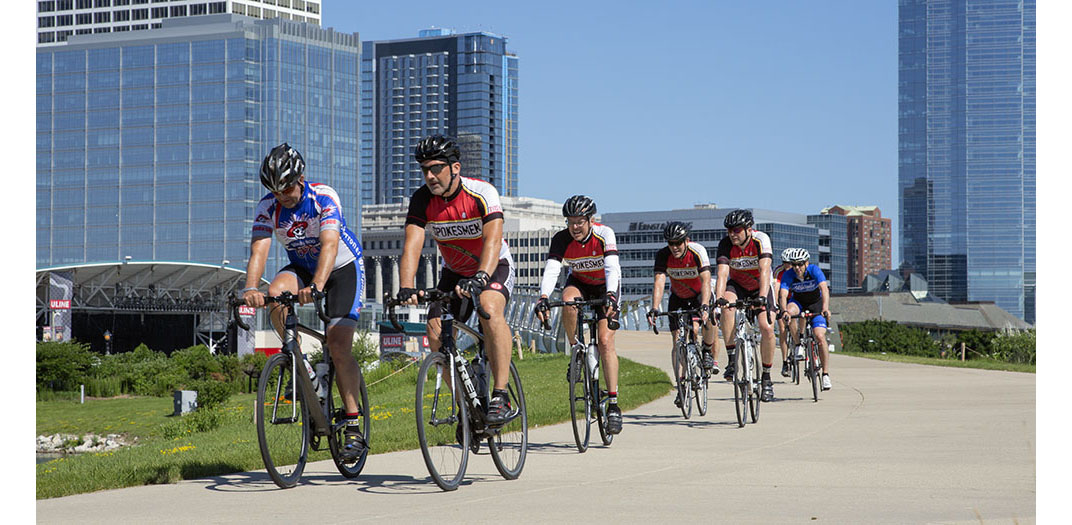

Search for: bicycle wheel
xmin=809 ymin=340 xmax=821 ymax=402
xmin=692 ymin=346 xmax=708 ymax=416
xmin=255 ymin=353 xmax=309 ymax=489
xmin=415 ymin=352 xmax=469 ymax=491
xmin=791 ymin=350 xmax=801 ymax=385
xmin=749 ymin=342 xmax=761 ymax=423
xmin=568 ymin=350 xmax=591 ymax=453
xmin=326 ymin=365 xmax=370 ymax=478
xmin=676 ymin=344 xmax=692 ymax=419
xmin=489 ymin=361 xmax=528 ymax=480
xmin=732 ymin=345 xmax=747 ymax=427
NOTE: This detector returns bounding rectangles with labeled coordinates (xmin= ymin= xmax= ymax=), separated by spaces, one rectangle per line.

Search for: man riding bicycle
xmin=777 ymin=248 xmax=833 ymax=390
xmin=714 ymin=209 xmax=778 ymax=402
xmin=396 ymin=135 xmax=517 ymax=426
xmin=646 ymin=221 xmax=720 ymax=407
xmin=533 ymin=195 xmax=624 ymax=435
xmin=242 ymin=143 xmax=367 ymax=461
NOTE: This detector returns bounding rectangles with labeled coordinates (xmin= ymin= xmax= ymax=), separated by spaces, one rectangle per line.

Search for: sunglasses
xmin=791 ymin=262 xmax=807 ymax=267
xmin=728 ymin=226 xmax=747 ymax=234
xmin=668 ymin=240 xmax=685 ymax=247
xmin=420 ymin=163 xmax=450 ymax=175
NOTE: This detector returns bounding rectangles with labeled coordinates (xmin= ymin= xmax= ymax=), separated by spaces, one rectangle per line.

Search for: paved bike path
xmin=37 ymin=331 xmax=1035 ymax=524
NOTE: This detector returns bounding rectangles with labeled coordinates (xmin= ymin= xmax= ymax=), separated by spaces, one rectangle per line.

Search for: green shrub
xmin=990 ymin=329 xmax=1035 ymax=365
xmin=187 ymin=379 xmax=233 ymax=410
xmin=351 ymin=330 xmax=378 ymax=368
xmin=37 ymin=341 xmax=95 ymax=391
xmin=85 ymin=376 xmax=123 ymax=397
xmin=160 ymin=407 xmax=225 ymax=438
xmin=840 ymin=320 xmax=940 ymax=357
xmin=170 ymin=345 xmax=221 ymax=380
xmin=216 ymin=354 xmax=242 ymax=384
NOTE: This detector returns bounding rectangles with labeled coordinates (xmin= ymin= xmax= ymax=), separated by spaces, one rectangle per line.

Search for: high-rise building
xmin=359 ymin=29 xmax=519 ymax=206
xmin=36 ymin=0 xmax=322 ymax=46
xmin=806 ymin=212 xmax=848 ymax=295
xmin=821 ymin=205 xmax=890 ymax=291
xmin=898 ymin=0 xmax=1035 ymax=322
xmin=36 ymin=14 xmax=360 ymax=270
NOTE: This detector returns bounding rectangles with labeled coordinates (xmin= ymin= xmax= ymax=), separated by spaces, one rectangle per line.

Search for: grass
xmin=837 ymin=351 xmax=1035 ymax=374
xmin=36 ymin=352 xmax=671 ymax=499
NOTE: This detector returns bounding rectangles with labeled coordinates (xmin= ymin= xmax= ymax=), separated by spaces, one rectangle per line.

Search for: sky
xmin=326 ymin=0 xmax=900 ymax=260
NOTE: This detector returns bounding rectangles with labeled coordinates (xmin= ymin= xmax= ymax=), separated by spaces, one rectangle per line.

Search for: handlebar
xmin=787 ymin=311 xmax=834 ymax=320
xmin=648 ymin=307 xmax=706 ymax=336
xmin=536 ymin=298 xmax=611 ymax=330
xmin=383 ymin=287 xmax=491 ymax=334
xmin=229 ymin=285 xmax=330 ymax=332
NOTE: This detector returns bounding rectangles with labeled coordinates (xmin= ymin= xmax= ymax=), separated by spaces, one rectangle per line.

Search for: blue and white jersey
xmin=779 ymin=263 xmax=827 ymax=305
xmin=251 ymin=181 xmax=362 ymax=274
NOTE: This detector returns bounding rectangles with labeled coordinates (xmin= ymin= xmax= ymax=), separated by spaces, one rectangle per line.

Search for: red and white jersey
xmin=547 ymin=223 xmax=618 ymax=286
xmin=405 ymin=177 xmax=511 ymax=277
xmin=654 ymin=241 xmax=711 ymax=299
xmin=716 ymin=230 xmax=773 ymax=292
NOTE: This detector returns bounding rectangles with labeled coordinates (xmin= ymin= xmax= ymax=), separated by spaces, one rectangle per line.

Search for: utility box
xmin=173 ymin=390 xmax=198 ymax=415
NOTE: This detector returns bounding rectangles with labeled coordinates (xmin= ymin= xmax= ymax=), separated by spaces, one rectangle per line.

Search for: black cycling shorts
xmin=279 ymin=260 xmax=364 ymax=328
xmin=667 ymin=294 xmax=704 ymax=332
xmin=724 ymin=279 xmax=774 ymax=310
xmin=427 ymin=258 xmax=514 ymax=322
xmin=564 ymin=275 xmax=620 ymax=324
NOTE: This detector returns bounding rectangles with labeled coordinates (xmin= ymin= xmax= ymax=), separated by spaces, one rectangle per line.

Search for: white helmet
xmin=781 ymin=247 xmax=810 ymax=264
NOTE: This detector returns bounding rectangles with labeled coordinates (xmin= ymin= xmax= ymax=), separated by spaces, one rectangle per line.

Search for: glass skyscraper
xmin=37 ymin=14 xmax=360 ymax=271
xmin=359 ymin=29 xmax=519 ymax=205
xmin=898 ymin=0 xmax=1034 ymax=322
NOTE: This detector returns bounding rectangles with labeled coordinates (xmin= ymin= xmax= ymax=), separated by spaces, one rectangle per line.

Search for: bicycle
xmin=540 ymin=298 xmax=614 ymax=452
xmin=788 ymin=311 xmax=825 ymax=402
xmin=229 ymin=287 xmax=370 ymax=489
xmin=650 ymin=308 xmax=709 ymax=419
xmin=724 ymin=297 xmax=767 ymax=428
xmin=385 ymin=287 xmax=528 ymax=491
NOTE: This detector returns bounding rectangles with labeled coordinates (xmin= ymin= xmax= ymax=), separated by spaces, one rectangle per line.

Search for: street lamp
xmin=103 ymin=330 xmax=112 ymax=355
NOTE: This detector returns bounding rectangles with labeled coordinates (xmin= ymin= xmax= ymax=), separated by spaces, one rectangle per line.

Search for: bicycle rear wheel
xmin=692 ymin=347 xmax=708 ymax=416
xmin=732 ymin=346 xmax=747 ymax=427
xmin=255 ymin=353 xmax=309 ymax=489
xmin=415 ymin=352 xmax=469 ymax=491
xmin=809 ymin=340 xmax=821 ymax=402
xmin=749 ymin=342 xmax=761 ymax=423
xmin=326 ymin=365 xmax=370 ymax=478
xmin=568 ymin=350 xmax=591 ymax=452
xmin=489 ymin=361 xmax=528 ymax=480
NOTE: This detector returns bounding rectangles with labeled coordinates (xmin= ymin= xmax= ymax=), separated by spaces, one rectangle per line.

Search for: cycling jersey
xmin=716 ymin=230 xmax=773 ymax=292
xmin=540 ymin=223 xmax=621 ymax=297
xmin=653 ymin=241 xmax=710 ymax=300
xmin=780 ymin=263 xmax=827 ymax=306
xmin=251 ymin=181 xmax=361 ymax=274
xmin=405 ymin=176 xmax=511 ymax=277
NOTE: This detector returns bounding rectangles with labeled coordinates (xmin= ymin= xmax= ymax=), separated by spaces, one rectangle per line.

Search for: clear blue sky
xmin=339 ymin=1 xmax=897 ymax=259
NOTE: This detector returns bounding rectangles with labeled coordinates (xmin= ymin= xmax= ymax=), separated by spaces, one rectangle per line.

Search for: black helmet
xmin=562 ymin=195 xmax=597 ymax=218
xmin=414 ymin=134 xmax=461 ymax=164
xmin=260 ymin=143 xmax=305 ymax=192
xmin=724 ymin=209 xmax=754 ymax=230
xmin=663 ymin=221 xmax=690 ymax=243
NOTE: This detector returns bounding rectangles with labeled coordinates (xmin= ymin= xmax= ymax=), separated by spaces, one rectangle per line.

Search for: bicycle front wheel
xmin=327 ymin=365 xmax=370 ymax=478
xmin=489 ymin=361 xmax=528 ymax=480
xmin=732 ymin=346 xmax=747 ymax=427
xmin=809 ymin=341 xmax=821 ymax=402
xmin=692 ymin=347 xmax=708 ymax=416
xmin=791 ymin=352 xmax=801 ymax=385
xmin=568 ymin=350 xmax=591 ymax=453
xmin=749 ymin=342 xmax=761 ymax=423
xmin=255 ymin=353 xmax=309 ymax=489
xmin=677 ymin=344 xmax=692 ymax=419
xmin=415 ymin=352 xmax=469 ymax=491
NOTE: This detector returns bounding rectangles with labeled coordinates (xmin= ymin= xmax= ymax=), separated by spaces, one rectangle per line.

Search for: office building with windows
xmin=36 ymin=14 xmax=359 ymax=270
xmin=898 ymin=0 xmax=1034 ymax=322
xmin=359 ymin=29 xmax=519 ymax=206
xmin=600 ymin=206 xmax=846 ymax=301
xmin=37 ymin=0 xmax=322 ymax=46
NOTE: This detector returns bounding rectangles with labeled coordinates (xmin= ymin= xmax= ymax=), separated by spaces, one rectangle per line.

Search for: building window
xmin=38 ymin=16 xmax=55 ymax=28
xmin=208 ymin=2 xmax=225 ymax=14
xmin=94 ymin=11 xmax=110 ymax=23
xmin=151 ymin=6 xmax=167 ymax=17
xmin=150 ymin=22 xmax=161 ymax=28
xmin=113 ymin=10 xmax=129 ymax=21
xmin=39 ymin=1 xmax=56 ymax=12
xmin=114 ymin=0 xmax=129 ymax=5
xmin=76 ymin=0 xmax=91 ymax=8
xmin=57 ymin=14 xmax=73 ymax=25
xmin=131 ymin=23 xmax=147 ymax=30
xmin=38 ymin=31 xmax=56 ymax=43
xmin=75 ymin=27 xmax=91 ymax=34
xmin=95 ymin=0 xmax=111 ymax=6
xmin=189 ymin=3 xmax=206 ymax=15
xmin=93 ymin=26 xmax=110 ymax=32
xmin=113 ymin=25 xmax=129 ymax=31
xmin=231 ymin=2 xmax=244 ymax=14
xmin=57 ymin=29 xmax=73 ymax=41
xmin=306 ymin=2 xmax=318 ymax=14
xmin=132 ymin=0 xmax=147 ymax=3
xmin=170 ymin=5 xmax=186 ymax=16
xmin=132 ymin=8 xmax=147 ymax=19
xmin=57 ymin=0 xmax=73 ymax=9
xmin=76 ymin=12 xmax=91 ymax=23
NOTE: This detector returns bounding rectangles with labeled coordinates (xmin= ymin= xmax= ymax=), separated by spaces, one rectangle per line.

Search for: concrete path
xmin=37 ymin=331 xmax=1035 ymax=524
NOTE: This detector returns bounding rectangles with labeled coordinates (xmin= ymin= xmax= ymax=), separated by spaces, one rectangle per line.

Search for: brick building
xmin=822 ymin=205 xmax=892 ymax=290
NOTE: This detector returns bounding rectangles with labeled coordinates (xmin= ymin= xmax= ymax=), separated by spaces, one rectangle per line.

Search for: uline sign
xmin=628 ymin=221 xmax=693 ymax=232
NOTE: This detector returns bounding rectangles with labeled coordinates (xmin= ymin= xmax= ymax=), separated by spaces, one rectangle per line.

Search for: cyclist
xmin=714 ymin=209 xmax=778 ymax=402
xmin=773 ymin=258 xmax=797 ymax=378
xmin=397 ymin=135 xmax=517 ymax=426
xmin=533 ymin=195 xmax=624 ymax=435
xmin=646 ymin=221 xmax=719 ymax=407
xmin=242 ymin=143 xmax=367 ymax=461
xmin=777 ymin=248 xmax=833 ymax=390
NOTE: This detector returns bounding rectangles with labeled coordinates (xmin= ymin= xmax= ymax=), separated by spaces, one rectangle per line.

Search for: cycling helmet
xmin=782 ymin=247 xmax=810 ymax=264
xmin=663 ymin=221 xmax=690 ymax=243
xmin=260 ymin=143 xmax=305 ymax=192
xmin=562 ymin=195 xmax=597 ymax=218
xmin=723 ymin=209 xmax=754 ymax=230
xmin=414 ymin=134 xmax=461 ymax=164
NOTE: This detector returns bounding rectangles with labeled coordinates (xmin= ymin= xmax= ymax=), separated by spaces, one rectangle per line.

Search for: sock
xmin=345 ymin=412 xmax=362 ymax=428
xmin=608 ymin=391 xmax=618 ymax=405
xmin=726 ymin=343 xmax=736 ymax=355
xmin=761 ymin=366 xmax=771 ymax=380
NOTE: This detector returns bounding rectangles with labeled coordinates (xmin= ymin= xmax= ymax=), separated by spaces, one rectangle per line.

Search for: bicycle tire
xmin=692 ymin=346 xmax=708 ymax=416
xmin=677 ymin=344 xmax=692 ymax=419
xmin=326 ymin=365 xmax=370 ymax=478
xmin=749 ymin=341 xmax=761 ymax=423
xmin=255 ymin=352 xmax=309 ymax=489
xmin=415 ymin=352 xmax=469 ymax=491
xmin=568 ymin=349 xmax=591 ymax=453
xmin=594 ymin=350 xmax=614 ymax=446
xmin=809 ymin=340 xmax=821 ymax=402
xmin=733 ymin=345 xmax=747 ymax=427
xmin=791 ymin=350 xmax=801 ymax=385
xmin=489 ymin=361 xmax=528 ymax=480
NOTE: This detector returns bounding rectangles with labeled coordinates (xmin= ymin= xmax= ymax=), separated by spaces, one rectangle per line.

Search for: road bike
xmin=230 ymin=287 xmax=370 ymax=488
xmin=385 ymin=287 xmax=528 ymax=491
xmin=724 ymin=297 xmax=767 ymax=428
xmin=651 ymin=308 xmax=709 ymax=419
xmin=541 ymin=298 xmax=614 ymax=452
xmin=789 ymin=311 xmax=825 ymax=402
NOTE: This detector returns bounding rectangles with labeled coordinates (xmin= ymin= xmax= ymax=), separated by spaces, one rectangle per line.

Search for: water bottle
xmin=470 ymin=357 xmax=489 ymax=402
xmin=587 ymin=344 xmax=599 ymax=380
xmin=313 ymin=362 xmax=329 ymax=401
